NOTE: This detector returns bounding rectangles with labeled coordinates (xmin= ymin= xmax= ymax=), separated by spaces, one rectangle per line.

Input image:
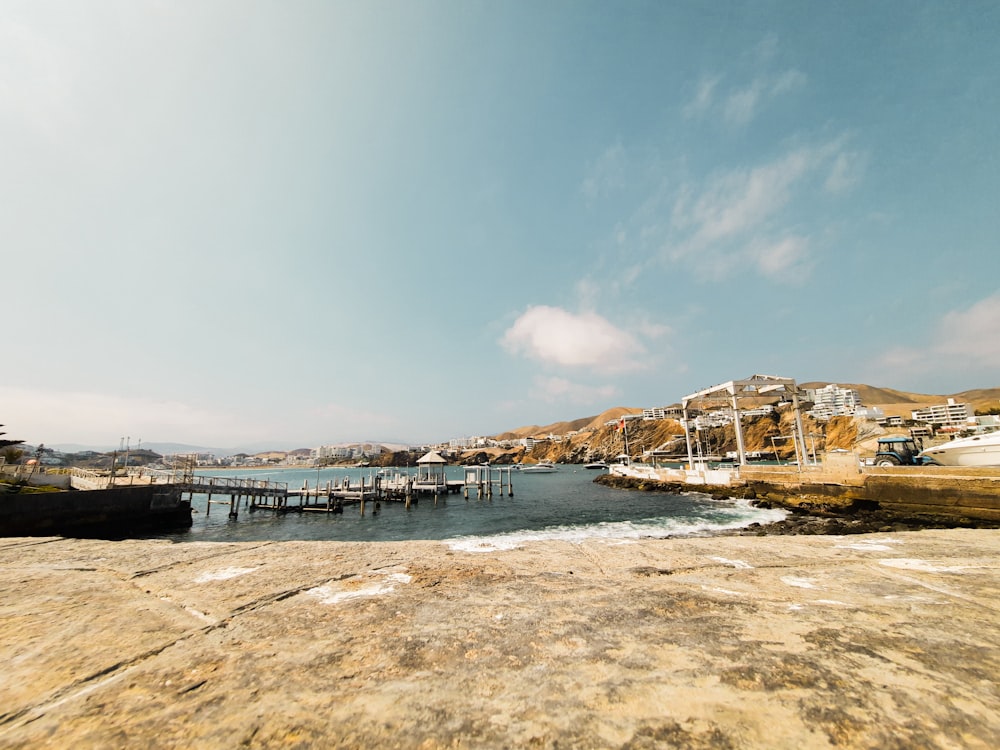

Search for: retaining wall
xmin=0 ymin=485 xmax=192 ymax=537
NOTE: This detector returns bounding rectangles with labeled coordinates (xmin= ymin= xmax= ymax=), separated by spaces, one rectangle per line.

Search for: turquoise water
xmin=157 ymin=465 xmax=786 ymax=548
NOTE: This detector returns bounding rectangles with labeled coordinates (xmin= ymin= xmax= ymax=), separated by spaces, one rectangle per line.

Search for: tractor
xmin=873 ymin=435 xmax=925 ymax=466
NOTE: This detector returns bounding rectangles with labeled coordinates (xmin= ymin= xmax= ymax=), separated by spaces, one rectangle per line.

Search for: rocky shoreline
xmin=595 ymin=472 xmax=1000 ymax=536
xmin=2 ymin=530 xmax=998 ymax=747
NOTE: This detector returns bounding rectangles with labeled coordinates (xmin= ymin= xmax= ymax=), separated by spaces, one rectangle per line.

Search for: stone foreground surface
xmin=0 ymin=530 xmax=998 ymax=749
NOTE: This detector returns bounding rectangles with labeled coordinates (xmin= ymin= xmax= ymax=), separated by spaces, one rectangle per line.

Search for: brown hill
xmin=490 ymin=384 xmax=999 ymax=459
xmin=497 ymin=407 xmax=644 ymax=440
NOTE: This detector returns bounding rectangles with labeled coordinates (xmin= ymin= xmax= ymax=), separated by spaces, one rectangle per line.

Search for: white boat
xmin=520 ymin=462 xmax=558 ymax=473
xmin=919 ymin=432 xmax=1000 ymax=467
xmin=583 ymin=461 xmax=608 ymax=470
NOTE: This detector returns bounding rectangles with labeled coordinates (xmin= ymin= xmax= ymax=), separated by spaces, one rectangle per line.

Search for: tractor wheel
xmin=875 ymin=456 xmax=900 ymax=467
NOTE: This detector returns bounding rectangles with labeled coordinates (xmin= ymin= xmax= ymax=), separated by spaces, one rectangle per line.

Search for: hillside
xmin=801 ymin=383 xmax=1000 ymax=419
xmin=496 ymin=407 xmax=644 ymax=440
xmin=478 ymin=383 xmax=999 ymax=465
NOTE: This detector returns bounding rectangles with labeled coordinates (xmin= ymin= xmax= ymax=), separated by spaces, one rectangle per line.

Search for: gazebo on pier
xmin=413 ymin=451 xmax=449 ymax=494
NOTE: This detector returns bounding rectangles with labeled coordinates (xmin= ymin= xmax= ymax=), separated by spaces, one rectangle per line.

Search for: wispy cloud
xmin=684 ymin=62 xmax=805 ymax=127
xmin=878 ymin=292 xmax=1000 ymax=379
xmin=532 ymin=376 xmax=620 ymax=405
xmin=501 ymin=305 xmax=647 ymax=373
xmin=825 ymin=150 xmax=867 ymax=193
xmin=683 ymin=74 xmax=722 ymax=119
xmin=662 ymin=140 xmax=844 ymax=281
xmin=581 ymin=140 xmax=627 ymax=202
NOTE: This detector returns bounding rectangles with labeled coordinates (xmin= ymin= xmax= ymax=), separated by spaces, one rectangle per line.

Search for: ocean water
xmin=157 ymin=465 xmax=787 ymax=549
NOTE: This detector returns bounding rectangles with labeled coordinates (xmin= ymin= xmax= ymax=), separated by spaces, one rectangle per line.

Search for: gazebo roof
xmin=416 ymin=451 xmax=447 ymax=464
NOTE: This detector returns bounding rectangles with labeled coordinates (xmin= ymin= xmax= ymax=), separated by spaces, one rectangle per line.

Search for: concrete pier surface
xmin=1 ymin=531 xmax=998 ymax=749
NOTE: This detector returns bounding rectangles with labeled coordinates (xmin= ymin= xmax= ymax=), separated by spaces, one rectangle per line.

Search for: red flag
xmin=617 ymin=416 xmax=625 ymax=432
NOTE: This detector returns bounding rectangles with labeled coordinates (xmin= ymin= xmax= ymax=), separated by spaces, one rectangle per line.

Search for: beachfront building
xmin=315 ymin=445 xmax=352 ymax=460
xmin=911 ymin=399 xmax=973 ymax=429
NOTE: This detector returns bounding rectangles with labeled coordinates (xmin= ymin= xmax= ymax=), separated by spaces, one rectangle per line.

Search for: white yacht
xmin=520 ymin=462 xmax=558 ymax=473
xmin=919 ymin=432 xmax=1000 ymax=467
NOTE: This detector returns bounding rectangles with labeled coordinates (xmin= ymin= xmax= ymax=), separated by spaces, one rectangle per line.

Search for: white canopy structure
xmin=415 ymin=451 xmax=448 ymax=491
xmin=681 ymin=374 xmax=807 ymax=468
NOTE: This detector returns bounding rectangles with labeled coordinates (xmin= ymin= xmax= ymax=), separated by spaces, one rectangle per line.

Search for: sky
xmin=2 ymin=0 xmax=999 ymax=451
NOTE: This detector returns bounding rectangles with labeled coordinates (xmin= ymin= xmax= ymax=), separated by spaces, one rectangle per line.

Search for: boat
xmin=583 ymin=461 xmax=608 ymax=470
xmin=520 ymin=462 xmax=558 ymax=473
xmin=918 ymin=431 xmax=1000 ymax=467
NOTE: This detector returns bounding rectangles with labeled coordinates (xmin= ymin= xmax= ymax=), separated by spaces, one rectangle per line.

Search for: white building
xmin=911 ymin=399 xmax=972 ymax=428
xmin=806 ymin=384 xmax=863 ymax=420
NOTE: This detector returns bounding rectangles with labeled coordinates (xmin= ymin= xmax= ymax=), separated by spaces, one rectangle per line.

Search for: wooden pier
xmin=174 ymin=465 xmax=504 ymax=521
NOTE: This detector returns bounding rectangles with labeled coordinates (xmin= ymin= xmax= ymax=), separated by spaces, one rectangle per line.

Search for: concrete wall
xmin=0 ymin=485 xmax=192 ymax=537
xmin=743 ymin=465 xmax=1000 ymax=521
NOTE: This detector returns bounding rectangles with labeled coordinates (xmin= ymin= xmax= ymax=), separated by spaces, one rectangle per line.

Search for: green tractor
xmin=873 ymin=435 xmax=925 ymax=466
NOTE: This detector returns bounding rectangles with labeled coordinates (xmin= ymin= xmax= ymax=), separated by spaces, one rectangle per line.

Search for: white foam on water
xmin=194 ymin=566 xmax=259 ymax=583
xmin=446 ymin=499 xmax=787 ymax=553
xmin=879 ymin=559 xmax=969 ymax=574
xmin=709 ymin=556 xmax=753 ymax=569
xmin=306 ymin=571 xmax=412 ymax=605
xmin=814 ymin=599 xmax=849 ymax=606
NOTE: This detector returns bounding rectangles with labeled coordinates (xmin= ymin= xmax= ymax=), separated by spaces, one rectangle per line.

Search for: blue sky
xmin=3 ymin=1 xmax=998 ymax=450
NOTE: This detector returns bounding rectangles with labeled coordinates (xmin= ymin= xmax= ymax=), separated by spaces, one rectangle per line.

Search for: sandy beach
xmin=1 ymin=529 xmax=998 ymax=748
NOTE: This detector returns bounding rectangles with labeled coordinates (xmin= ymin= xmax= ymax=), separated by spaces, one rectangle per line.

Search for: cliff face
xmin=510 ymin=409 xmax=868 ymax=464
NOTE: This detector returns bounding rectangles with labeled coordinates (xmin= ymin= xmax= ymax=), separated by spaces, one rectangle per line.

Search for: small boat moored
xmin=520 ymin=461 xmax=558 ymax=473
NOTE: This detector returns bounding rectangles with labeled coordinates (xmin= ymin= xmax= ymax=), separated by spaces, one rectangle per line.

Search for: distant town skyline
xmin=4 ymin=2 xmax=999 ymax=448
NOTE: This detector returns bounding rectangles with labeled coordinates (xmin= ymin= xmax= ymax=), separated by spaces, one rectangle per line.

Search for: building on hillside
xmin=692 ymin=411 xmax=734 ymax=430
xmin=741 ymin=405 xmax=775 ymax=418
xmin=911 ymin=399 xmax=972 ymax=429
xmin=852 ymin=406 xmax=885 ymax=421
xmin=642 ymin=406 xmax=684 ymax=421
xmin=805 ymin=384 xmax=863 ymax=420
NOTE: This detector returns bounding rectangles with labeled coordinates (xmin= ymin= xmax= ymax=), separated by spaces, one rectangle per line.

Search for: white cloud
xmin=501 ymin=306 xmax=646 ymax=373
xmin=877 ymin=292 xmax=1000 ymax=378
xmin=533 ymin=376 xmax=620 ymax=405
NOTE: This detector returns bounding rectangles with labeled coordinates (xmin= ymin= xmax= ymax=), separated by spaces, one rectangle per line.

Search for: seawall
xmin=0 ymin=485 xmax=192 ymax=537
xmin=604 ymin=456 xmax=1000 ymax=523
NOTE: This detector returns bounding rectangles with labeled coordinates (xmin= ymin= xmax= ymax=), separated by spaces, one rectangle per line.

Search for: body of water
xmin=156 ymin=465 xmax=786 ymax=550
